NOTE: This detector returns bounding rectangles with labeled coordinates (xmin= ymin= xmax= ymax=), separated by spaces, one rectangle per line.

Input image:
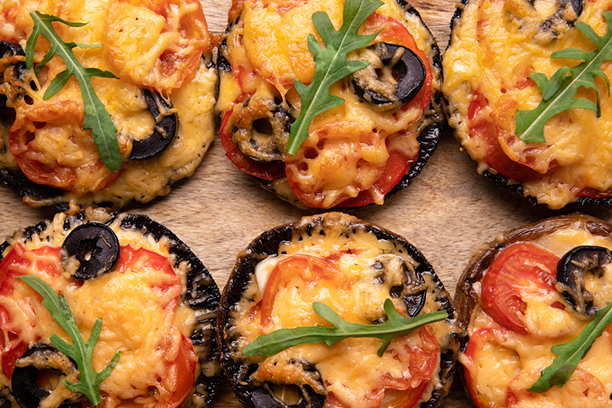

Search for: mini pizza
xmin=216 ymin=0 xmax=445 ymax=209
xmin=443 ymin=0 xmax=612 ymax=209
xmin=455 ymin=213 xmax=612 ymax=407
xmin=0 ymin=207 xmax=222 ymax=408
xmin=0 ymin=0 xmax=217 ymax=210
xmin=217 ymin=212 xmax=460 ymax=408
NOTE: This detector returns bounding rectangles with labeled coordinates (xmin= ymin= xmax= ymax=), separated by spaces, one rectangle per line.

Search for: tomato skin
xmin=467 ymin=93 xmax=543 ymax=182
xmin=260 ymin=253 xmax=346 ymax=326
xmin=9 ymin=100 xmax=122 ymax=194
xmin=323 ymin=326 xmax=438 ymax=408
xmin=480 ymin=243 xmax=559 ymax=335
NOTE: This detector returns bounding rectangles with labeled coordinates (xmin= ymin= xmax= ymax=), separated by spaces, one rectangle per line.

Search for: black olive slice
xmin=350 ymin=42 xmax=426 ymax=112
xmin=12 ymin=344 xmax=80 ymax=408
xmin=374 ymin=255 xmax=427 ymax=317
xmin=556 ymin=245 xmax=612 ymax=315
xmin=232 ymin=97 xmax=294 ymax=162
xmin=128 ymin=90 xmax=178 ymax=160
xmin=60 ymin=222 xmax=120 ymax=279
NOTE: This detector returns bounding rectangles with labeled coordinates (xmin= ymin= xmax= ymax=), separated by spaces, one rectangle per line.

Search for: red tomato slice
xmin=461 ymin=328 xmax=518 ymax=408
xmin=260 ymin=253 xmax=346 ymax=326
xmin=480 ymin=243 xmax=559 ymax=335
xmin=324 ymin=326 xmax=438 ymax=408
xmin=219 ymin=108 xmax=286 ymax=181
xmin=106 ymin=0 xmax=209 ymax=91
xmin=9 ymin=100 xmax=122 ymax=194
xmin=337 ymin=149 xmax=412 ymax=208
xmin=467 ymin=93 xmax=542 ymax=182
xmin=0 ymin=243 xmax=63 ymax=378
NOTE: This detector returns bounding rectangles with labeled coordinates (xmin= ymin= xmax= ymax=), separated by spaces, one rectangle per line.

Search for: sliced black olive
xmin=12 ymin=344 xmax=80 ymax=408
xmin=350 ymin=42 xmax=426 ymax=112
xmin=60 ymin=222 xmax=120 ymax=279
xmin=129 ymin=90 xmax=178 ymax=160
xmin=232 ymin=97 xmax=294 ymax=162
xmin=557 ymin=245 xmax=612 ymax=315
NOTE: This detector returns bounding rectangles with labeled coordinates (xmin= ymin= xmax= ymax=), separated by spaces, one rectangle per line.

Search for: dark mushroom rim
xmin=219 ymin=0 xmax=446 ymax=208
xmin=0 ymin=52 xmax=217 ymax=210
xmin=444 ymin=0 xmax=610 ymax=208
xmin=217 ymin=214 xmax=459 ymax=408
xmin=0 ymin=210 xmax=222 ymax=408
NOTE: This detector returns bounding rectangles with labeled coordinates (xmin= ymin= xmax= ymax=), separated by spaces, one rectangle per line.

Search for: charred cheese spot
xmin=443 ymin=0 xmax=612 ymax=209
xmin=0 ymin=0 xmax=216 ymax=210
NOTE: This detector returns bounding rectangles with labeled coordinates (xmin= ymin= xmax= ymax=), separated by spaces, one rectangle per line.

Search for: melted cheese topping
xmin=0 ymin=209 xmax=197 ymax=408
xmin=218 ymin=0 xmax=440 ymax=208
xmin=0 ymin=0 xmax=215 ymax=209
xmin=230 ymin=214 xmax=456 ymax=408
xmin=443 ymin=0 xmax=612 ymax=209
xmin=462 ymin=228 xmax=612 ymax=407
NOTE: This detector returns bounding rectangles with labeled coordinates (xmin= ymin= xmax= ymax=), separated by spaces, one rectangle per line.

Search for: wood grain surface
xmin=2 ymin=0 xmax=612 ymax=407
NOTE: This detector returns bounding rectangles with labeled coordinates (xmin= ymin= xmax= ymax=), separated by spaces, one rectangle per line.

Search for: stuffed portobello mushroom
xmin=0 ymin=208 xmax=222 ymax=408
xmin=216 ymin=0 xmax=445 ymax=209
xmin=455 ymin=213 xmax=612 ymax=407
xmin=442 ymin=0 xmax=612 ymax=209
xmin=217 ymin=212 xmax=460 ymax=408
xmin=0 ymin=0 xmax=217 ymax=211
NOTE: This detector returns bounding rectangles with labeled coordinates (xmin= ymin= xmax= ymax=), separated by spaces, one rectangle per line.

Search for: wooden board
xmin=2 ymin=0 xmax=612 ymax=407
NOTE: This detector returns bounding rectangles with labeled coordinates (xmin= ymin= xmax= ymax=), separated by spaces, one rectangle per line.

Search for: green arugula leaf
xmin=242 ymin=298 xmax=448 ymax=357
xmin=18 ymin=275 xmax=120 ymax=406
xmin=25 ymin=11 xmax=121 ymax=171
xmin=528 ymin=301 xmax=612 ymax=393
xmin=516 ymin=11 xmax=612 ymax=144
xmin=285 ymin=0 xmax=383 ymax=154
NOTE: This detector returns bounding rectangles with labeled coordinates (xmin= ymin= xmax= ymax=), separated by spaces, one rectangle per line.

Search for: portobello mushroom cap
xmin=454 ymin=213 xmax=612 ymax=406
xmin=439 ymin=0 xmax=612 ymax=210
xmin=216 ymin=0 xmax=445 ymax=209
xmin=0 ymin=208 xmax=222 ymax=408
xmin=0 ymin=35 xmax=217 ymax=211
xmin=218 ymin=212 xmax=460 ymax=408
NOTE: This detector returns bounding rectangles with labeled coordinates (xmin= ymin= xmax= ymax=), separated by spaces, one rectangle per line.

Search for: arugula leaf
xmin=285 ymin=0 xmax=383 ymax=154
xmin=528 ymin=301 xmax=612 ymax=393
xmin=25 ymin=11 xmax=122 ymax=171
xmin=18 ymin=275 xmax=120 ymax=406
xmin=242 ymin=298 xmax=448 ymax=357
xmin=516 ymin=11 xmax=612 ymax=144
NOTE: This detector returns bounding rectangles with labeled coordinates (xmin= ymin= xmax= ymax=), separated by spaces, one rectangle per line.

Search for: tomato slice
xmin=260 ymin=253 xmax=347 ymax=326
xmin=337 ymin=149 xmax=412 ymax=208
xmin=105 ymin=0 xmax=209 ymax=91
xmin=9 ymin=100 xmax=122 ymax=194
xmin=467 ymin=93 xmax=542 ymax=182
xmin=325 ymin=326 xmax=438 ymax=408
xmin=480 ymin=243 xmax=559 ymax=335
xmin=462 ymin=328 xmax=519 ymax=408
